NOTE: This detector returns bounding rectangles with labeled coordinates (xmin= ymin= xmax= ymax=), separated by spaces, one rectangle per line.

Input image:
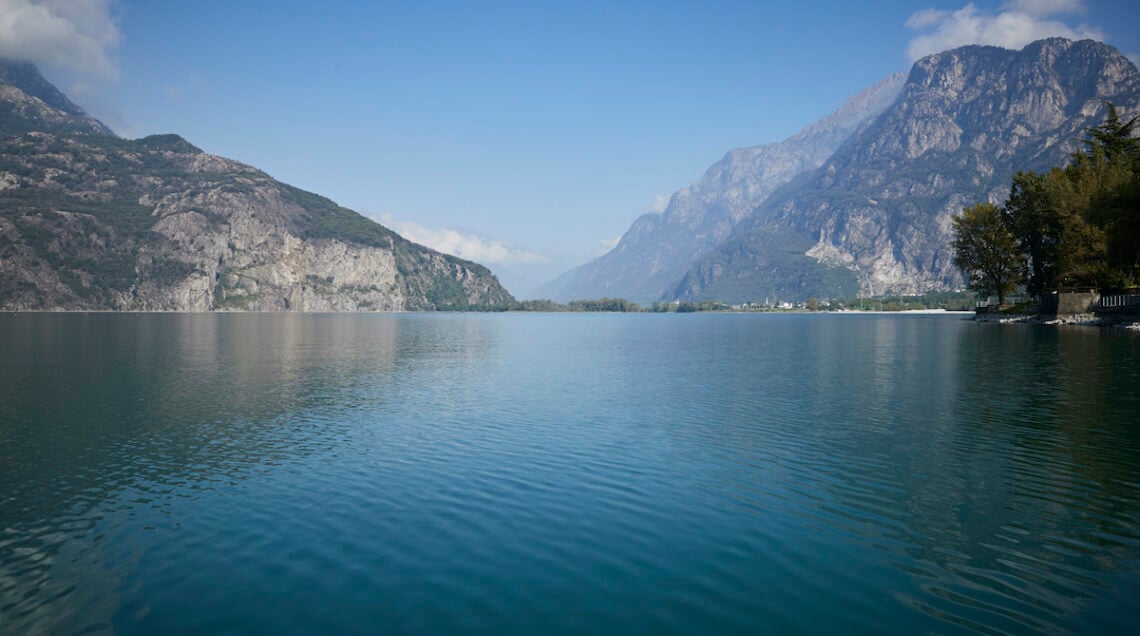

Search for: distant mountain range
xmin=0 ymin=60 xmax=513 ymax=311
xmin=5 ymin=38 xmax=1137 ymax=311
xmin=540 ymin=38 xmax=1140 ymax=304
xmin=536 ymin=73 xmax=906 ymax=303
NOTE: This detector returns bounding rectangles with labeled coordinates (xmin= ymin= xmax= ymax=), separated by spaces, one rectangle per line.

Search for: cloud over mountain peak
xmin=905 ymin=2 xmax=1104 ymax=62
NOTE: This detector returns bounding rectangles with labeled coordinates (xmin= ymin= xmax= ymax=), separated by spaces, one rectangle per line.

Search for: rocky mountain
xmin=672 ymin=38 xmax=1140 ymax=303
xmin=537 ymin=73 xmax=906 ymax=303
xmin=0 ymin=60 xmax=513 ymax=311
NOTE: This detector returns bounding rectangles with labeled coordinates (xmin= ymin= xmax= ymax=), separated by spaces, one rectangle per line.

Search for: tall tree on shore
xmin=1002 ymin=171 xmax=1061 ymax=295
xmin=1045 ymin=163 xmax=1110 ymax=288
xmin=991 ymin=103 xmax=1138 ymax=293
xmin=1080 ymin=103 xmax=1140 ymax=282
xmin=1080 ymin=103 xmax=1139 ymax=161
xmin=952 ymin=202 xmax=1023 ymax=305
xmin=1090 ymin=178 xmax=1140 ymax=279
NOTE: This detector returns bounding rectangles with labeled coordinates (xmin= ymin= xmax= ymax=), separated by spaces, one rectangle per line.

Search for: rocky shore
xmin=973 ymin=312 xmax=1140 ymax=329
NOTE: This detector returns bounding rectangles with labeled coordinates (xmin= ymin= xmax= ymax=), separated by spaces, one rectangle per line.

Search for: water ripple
xmin=1 ymin=313 xmax=1138 ymax=634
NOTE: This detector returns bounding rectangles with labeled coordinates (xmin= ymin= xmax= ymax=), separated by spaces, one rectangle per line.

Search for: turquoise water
xmin=1 ymin=312 xmax=1138 ymax=634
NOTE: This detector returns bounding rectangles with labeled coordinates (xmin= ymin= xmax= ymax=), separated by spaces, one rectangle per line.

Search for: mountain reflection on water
xmin=1 ymin=313 xmax=1138 ymax=634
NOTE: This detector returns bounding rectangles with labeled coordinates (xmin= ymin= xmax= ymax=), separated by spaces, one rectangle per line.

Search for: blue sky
xmin=3 ymin=0 xmax=1139 ymax=295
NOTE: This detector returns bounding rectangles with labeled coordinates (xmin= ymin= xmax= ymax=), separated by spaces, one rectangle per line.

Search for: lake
xmin=1 ymin=312 xmax=1138 ymax=634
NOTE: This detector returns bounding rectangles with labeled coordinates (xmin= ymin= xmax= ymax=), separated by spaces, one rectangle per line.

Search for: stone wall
xmin=1040 ymin=292 xmax=1100 ymax=316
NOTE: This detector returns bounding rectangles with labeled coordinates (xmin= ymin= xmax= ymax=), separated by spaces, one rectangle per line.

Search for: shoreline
xmin=972 ymin=312 xmax=1140 ymax=329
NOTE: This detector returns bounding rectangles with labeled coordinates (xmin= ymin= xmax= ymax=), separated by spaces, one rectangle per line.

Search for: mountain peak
xmin=0 ymin=58 xmax=115 ymax=137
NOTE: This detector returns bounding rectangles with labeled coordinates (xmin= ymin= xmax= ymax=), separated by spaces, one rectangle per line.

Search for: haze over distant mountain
xmin=536 ymin=74 xmax=906 ymax=303
xmin=0 ymin=60 xmax=513 ymax=311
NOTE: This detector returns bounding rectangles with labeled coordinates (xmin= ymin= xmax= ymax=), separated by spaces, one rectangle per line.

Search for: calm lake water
xmin=1 ymin=312 xmax=1139 ymax=634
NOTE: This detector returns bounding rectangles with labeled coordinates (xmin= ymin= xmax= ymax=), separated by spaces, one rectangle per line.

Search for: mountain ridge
xmin=0 ymin=61 xmax=513 ymax=311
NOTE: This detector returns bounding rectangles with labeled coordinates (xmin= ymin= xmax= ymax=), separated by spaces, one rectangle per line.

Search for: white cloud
xmin=375 ymin=213 xmax=547 ymax=266
xmin=906 ymin=8 xmax=951 ymax=30
xmin=0 ymin=0 xmax=120 ymax=77
xmin=905 ymin=2 xmax=1104 ymax=62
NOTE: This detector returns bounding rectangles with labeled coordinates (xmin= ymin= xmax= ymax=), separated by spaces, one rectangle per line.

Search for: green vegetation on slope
xmin=672 ymin=225 xmax=862 ymax=304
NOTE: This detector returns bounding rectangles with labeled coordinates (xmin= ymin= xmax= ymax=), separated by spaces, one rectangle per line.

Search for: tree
xmin=952 ymin=202 xmax=1023 ymax=305
xmin=1002 ymin=165 xmax=1113 ymax=293
xmin=1089 ymin=177 xmax=1140 ymax=280
xmin=1078 ymin=102 xmax=1140 ymax=285
xmin=1002 ymin=171 xmax=1060 ymax=295
xmin=1081 ymin=102 xmax=1139 ymax=164
xmin=1045 ymin=162 xmax=1111 ymax=288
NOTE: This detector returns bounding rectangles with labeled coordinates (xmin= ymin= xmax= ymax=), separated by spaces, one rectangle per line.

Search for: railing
xmin=974 ymin=292 xmax=1140 ymax=313
xmin=976 ymin=294 xmax=1030 ymax=308
xmin=1096 ymin=294 xmax=1140 ymax=310
xmin=975 ymin=294 xmax=1140 ymax=314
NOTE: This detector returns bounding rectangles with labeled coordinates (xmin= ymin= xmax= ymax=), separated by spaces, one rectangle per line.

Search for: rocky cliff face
xmin=0 ymin=62 xmax=513 ymax=311
xmin=537 ymin=73 xmax=906 ymax=303
xmin=672 ymin=38 xmax=1140 ymax=303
